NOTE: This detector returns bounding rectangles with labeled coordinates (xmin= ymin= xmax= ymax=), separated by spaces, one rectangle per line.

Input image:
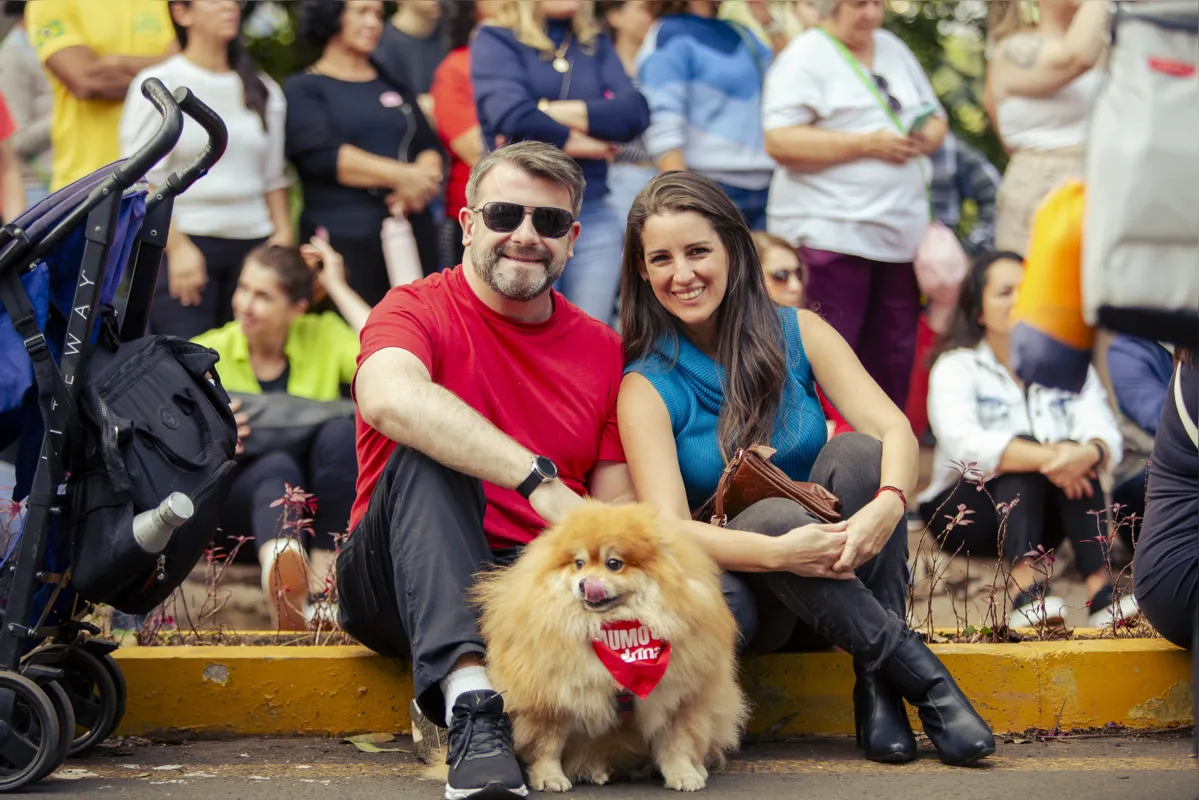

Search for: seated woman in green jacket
xmin=193 ymin=236 xmax=369 ymax=630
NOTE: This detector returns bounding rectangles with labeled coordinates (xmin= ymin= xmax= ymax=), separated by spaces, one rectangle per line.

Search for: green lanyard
xmin=816 ymin=28 xmax=934 ymax=221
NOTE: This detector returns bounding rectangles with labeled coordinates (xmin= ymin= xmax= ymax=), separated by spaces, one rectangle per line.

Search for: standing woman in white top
xmin=985 ymin=0 xmax=1110 ymax=255
xmin=761 ymin=0 xmax=947 ymax=409
xmin=120 ymin=0 xmax=293 ymax=340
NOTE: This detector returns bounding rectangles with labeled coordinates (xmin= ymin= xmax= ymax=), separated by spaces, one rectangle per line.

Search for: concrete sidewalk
xmin=41 ymin=732 xmax=1199 ymax=800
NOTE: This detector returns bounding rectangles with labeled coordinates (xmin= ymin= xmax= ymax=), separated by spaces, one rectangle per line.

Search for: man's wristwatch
xmin=516 ymin=455 xmax=559 ymax=499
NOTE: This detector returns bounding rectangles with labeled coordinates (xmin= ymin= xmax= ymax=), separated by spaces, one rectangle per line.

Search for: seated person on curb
xmin=193 ymin=237 xmax=370 ymax=631
xmin=917 ymin=252 xmax=1130 ymax=629
xmin=340 ymin=141 xmax=634 ymax=800
xmin=618 ymin=172 xmax=995 ymax=769
xmin=1133 ymin=345 xmax=1197 ymax=650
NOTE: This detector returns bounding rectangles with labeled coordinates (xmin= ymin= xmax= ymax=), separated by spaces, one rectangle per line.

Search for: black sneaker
xmin=445 ymin=690 xmax=528 ymax=800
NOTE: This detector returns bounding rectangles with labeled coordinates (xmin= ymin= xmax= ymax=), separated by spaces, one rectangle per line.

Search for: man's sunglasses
xmin=472 ymin=202 xmax=575 ymax=239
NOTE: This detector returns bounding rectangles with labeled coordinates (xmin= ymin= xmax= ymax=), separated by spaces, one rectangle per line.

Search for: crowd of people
xmin=0 ymin=0 xmax=1194 ymax=752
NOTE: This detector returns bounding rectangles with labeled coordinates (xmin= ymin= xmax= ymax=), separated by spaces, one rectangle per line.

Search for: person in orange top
xmin=0 ymin=91 xmax=26 ymax=223
xmin=429 ymin=0 xmax=498 ymax=268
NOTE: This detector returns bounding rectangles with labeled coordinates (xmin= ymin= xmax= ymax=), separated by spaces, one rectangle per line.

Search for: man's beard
xmin=470 ymin=240 xmax=567 ymax=302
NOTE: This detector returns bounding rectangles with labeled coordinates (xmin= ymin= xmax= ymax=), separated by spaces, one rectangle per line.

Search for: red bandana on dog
xmin=591 ymin=620 xmax=672 ymax=699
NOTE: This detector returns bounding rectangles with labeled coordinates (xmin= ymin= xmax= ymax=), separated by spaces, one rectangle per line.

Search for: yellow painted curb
xmin=112 ymin=639 xmax=1193 ymax=740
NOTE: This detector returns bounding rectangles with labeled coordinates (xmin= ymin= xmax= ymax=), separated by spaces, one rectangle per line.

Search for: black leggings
xmin=151 ymin=235 xmax=266 ymax=340
xmin=920 ymin=471 xmax=1108 ymax=580
xmin=221 ymin=417 xmax=357 ymax=558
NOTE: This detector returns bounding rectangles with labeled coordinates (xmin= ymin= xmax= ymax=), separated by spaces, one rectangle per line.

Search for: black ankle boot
xmin=854 ymin=666 xmax=917 ymax=763
xmin=879 ymin=634 xmax=996 ymax=766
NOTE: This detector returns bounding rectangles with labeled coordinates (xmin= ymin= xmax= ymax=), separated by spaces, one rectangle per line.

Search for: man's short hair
xmin=465 ymin=141 xmax=586 ymax=217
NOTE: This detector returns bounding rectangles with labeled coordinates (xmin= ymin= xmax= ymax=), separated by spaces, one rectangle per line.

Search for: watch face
xmin=534 ymin=456 xmax=558 ymax=480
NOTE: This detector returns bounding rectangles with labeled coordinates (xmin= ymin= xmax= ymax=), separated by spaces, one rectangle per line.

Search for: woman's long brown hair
xmin=620 ymin=172 xmax=787 ymax=463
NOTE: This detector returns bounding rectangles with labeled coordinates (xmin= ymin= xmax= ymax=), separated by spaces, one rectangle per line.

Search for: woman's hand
xmin=228 ymin=398 xmax=251 ymax=455
xmin=267 ymin=229 xmax=295 ymax=248
xmin=770 ymin=520 xmax=855 ymax=579
xmin=539 ymin=100 xmax=589 ymax=132
xmin=861 ymin=130 xmax=922 ymax=165
xmin=563 ymin=130 xmax=619 ymax=161
xmin=167 ymin=237 xmax=207 ymax=307
xmin=390 ymin=162 xmax=443 ymax=215
xmin=833 ymin=493 xmax=904 ymax=573
xmin=1040 ymin=442 xmax=1100 ymax=499
xmin=301 ymin=234 xmax=347 ymax=292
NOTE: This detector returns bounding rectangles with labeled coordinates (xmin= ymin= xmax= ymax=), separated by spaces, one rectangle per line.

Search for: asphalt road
xmin=29 ymin=730 xmax=1199 ymax=800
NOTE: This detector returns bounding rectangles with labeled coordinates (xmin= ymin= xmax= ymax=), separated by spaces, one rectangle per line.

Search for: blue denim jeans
xmin=556 ymin=196 xmax=624 ymax=326
xmin=714 ymin=181 xmax=770 ymax=230
xmin=606 ymin=162 xmax=658 ymax=226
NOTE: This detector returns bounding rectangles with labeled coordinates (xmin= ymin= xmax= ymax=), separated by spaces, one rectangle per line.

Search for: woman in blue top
xmin=618 ymin=172 xmax=994 ymax=768
xmin=471 ymin=0 xmax=650 ymax=326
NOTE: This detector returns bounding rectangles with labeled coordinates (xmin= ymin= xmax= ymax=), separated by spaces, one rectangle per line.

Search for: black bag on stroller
xmin=68 ymin=333 xmax=238 ymax=614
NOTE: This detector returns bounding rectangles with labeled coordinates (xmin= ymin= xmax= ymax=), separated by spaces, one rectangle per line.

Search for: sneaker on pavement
xmin=1008 ymin=594 xmax=1068 ymax=628
xmin=1087 ymin=585 xmax=1141 ymax=628
xmin=445 ymin=690 xmax=528 ymax=800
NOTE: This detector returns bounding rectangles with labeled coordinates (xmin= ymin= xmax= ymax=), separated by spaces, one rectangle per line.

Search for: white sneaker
xmin=1008 ymin=595 xmax=1068 ymax=628
xmin=1088 ymin=593 xmax=1141 ymax=628
xmin=259 ymin=538 xmax=310 ymax=631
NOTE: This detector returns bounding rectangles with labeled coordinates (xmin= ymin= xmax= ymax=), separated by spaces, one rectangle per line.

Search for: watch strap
xmin=516 ymin=470 xmax=544 ymax=499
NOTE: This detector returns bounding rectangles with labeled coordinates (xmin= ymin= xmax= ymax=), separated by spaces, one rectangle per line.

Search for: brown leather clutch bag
xmin=694 ymin=445 xmax=842 ymax=526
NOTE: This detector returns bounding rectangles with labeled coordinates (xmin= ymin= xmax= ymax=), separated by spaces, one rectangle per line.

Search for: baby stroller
xmin=0 ymin=78 xmax=233 ymax=792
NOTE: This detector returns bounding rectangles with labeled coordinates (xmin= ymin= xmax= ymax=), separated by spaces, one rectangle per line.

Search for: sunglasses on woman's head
xmin=769 ymin=268 xmax=804 ymax=284
xmin=472 ymin=202 xmax=575 ymax=239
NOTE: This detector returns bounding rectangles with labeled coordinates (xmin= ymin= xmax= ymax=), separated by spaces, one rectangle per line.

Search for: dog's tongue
xmin=583 ymin=577 xmax=608 ymax=604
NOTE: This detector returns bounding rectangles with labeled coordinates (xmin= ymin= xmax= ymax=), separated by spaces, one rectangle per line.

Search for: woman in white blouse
xmin=919 ymin=252 xmax=1131 ymax=630
xmin=761 ymin=0 xmax=946 ymax=409
xmin=120 ymin=0 xmax=292 ymax=340
xmin=985 ymin=0 xmax=1110 ymax=255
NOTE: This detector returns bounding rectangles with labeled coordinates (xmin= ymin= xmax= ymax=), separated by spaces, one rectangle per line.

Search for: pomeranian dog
xmin=470 ymin=501 xmax=747 ymax=793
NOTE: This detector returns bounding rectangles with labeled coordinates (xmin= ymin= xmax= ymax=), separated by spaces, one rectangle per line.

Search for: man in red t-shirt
xmin=338 ymin=141 xmax=633 ymax=800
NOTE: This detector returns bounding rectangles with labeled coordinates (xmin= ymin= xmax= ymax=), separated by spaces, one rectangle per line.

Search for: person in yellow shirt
xmin=193 ymin=235 xmax=369 ymax=631
xmin=26 ymin=0 xmax=176 ymax=190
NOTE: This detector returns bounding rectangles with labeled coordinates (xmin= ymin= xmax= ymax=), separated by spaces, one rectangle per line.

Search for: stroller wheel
xmin=59 ymin=650 xmax=119 ymax=757
xmin=0 ymin=670 xmax=61 ymax=793
xmin=100 ymin=654 xmax=127 ymax=735
xmin=31 ymin=681 xmax=74 ymax=783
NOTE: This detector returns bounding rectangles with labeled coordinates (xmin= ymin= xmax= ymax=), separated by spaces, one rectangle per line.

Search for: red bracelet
xmin=875 ymin=485 xmax=907 ymax=508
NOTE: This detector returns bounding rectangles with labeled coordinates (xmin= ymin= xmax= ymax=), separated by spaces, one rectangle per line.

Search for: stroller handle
xmin=164 ymin=87 xmax=229 ymax=196
xmin=114 ymin=78 xmax=183 ymax=191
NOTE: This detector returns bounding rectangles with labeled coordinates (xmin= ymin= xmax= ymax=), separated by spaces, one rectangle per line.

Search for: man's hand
xmin=528 ymin=479 xmax=586 ymax=526
xmin=833 ymin=492 xmax=904 ymax=573
xmin=769 ymin=520 xmax=855 ymax=579
xmin=167 ymin=237 xmax=207 ymax=307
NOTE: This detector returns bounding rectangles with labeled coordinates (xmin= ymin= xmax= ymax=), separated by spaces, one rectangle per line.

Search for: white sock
xmin=440 ymin=666 xmax=493 ymax=726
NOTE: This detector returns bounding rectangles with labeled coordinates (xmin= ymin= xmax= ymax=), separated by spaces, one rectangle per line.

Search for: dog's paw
xmin=661 ymin=764 xmax=707 ymax=792
xmin=581 ymin=767 xmax=612 ymax=786
xmin=530 ymin=769 xmax=573 ymax=793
